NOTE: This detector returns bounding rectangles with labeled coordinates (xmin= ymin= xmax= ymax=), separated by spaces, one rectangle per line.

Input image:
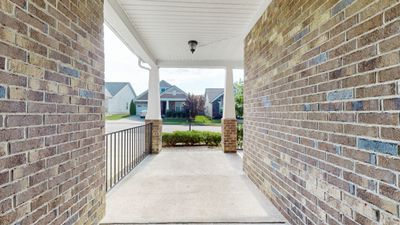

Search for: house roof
xmin=135 ymin=91 xmax=148 ymax=101
xmin=105 ymin=88 xmax=112 ymax=98
xmin=205 ymin=88 xmax=224 ymax=103
xmin=161 ymin=86 xmax=187 ymax=99
xmin=105 ymin=82 xmax=136 ymax=97
xmin=160 ymin=80 xmax=172 ymax=88
xmin=135 ymin=80 xmax=186 ymax=102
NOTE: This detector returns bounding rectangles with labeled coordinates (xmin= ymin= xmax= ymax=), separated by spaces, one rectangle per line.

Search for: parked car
xmin=140 ymin=110 xmax=147 ymax=118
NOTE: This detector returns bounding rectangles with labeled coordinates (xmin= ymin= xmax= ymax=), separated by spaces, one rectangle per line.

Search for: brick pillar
xmin=146 ymin=119 xmax=162 ymax=154
xmin=222 ymin=118 xmax=237 ymax=153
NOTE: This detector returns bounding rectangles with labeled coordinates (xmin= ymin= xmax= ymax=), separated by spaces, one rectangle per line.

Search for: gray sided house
xmin=204 ymin=88 xmax=224 ymax=119
xmin=135 ymin=80 xmax=187 ymax=116
xmin=105 ymin=82 xmax=136 ymax=114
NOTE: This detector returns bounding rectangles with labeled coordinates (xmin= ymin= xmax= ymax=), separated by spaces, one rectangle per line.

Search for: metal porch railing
xmin=105 ymin=123 xmax=152 ymax=191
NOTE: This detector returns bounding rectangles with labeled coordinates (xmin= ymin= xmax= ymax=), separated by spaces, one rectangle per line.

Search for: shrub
xmin=194 ymin=115 xmax=210 ymax=124
xmin=129 ymin=100 xmax=136 ymax=115
xmin=174 ymin=131 xmax=202 ymax=145
xmin=165 ymin=110 xmax=173 ymax=118
xmin=237 ymin=121 xmax=243 ymax=149
xmin=202 ymin=131 xmax=221 ymax=146
xmin=162 ymin=133 xmax=177 ymax=146
xmin=162 ymin=130 xmax=221 ymax=147
xmin=176 ymin=111 xmax=183 ymax=118
xmin=172 ymin=111 xmax=177 ymax=118
xmin=175 ymin=111 xmax=186 ymax=118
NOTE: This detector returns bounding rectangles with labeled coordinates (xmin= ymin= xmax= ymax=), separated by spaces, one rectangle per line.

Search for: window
xmin=126 ymin=103 xmax=129 ymax=110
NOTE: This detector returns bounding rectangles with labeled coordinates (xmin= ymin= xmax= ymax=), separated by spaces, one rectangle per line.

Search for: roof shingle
xmin=205 ymin=88 xmax=224 ymax=103
xmin=105 ymin=82 xmax=136 ymax=97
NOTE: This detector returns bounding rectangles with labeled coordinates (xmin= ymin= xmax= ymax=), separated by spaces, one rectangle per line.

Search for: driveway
xmin=105 ymin=118 xmax=144 ymax=133
xmin=106 ymin=116 xmax=221 ymax=133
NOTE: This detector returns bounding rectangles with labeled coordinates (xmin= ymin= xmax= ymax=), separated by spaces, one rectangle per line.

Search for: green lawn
xmin=162 ymin=118 xmax=188 ymax=125
xmin=194 ymin=115 xmax=221 ymax=125
xmin=163 ymin=115 xmax=220 ymax=125
xmin=105 ymin=114 xmax=130 ymax=120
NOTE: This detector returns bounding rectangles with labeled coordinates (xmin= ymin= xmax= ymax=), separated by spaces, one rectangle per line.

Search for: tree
xmin=184 ymin=94 xmax=205 ymax=119
xmin=196 ymin=95 xmax=205 ymax=115
xmin=234 ymin=80 xmax=244 ymax=118
xmin=129 ymin=100 xmax=136 ymax=115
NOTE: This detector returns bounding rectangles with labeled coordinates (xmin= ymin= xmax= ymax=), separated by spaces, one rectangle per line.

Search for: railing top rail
xmin=105 ymin=123 xmax=152 ymax=136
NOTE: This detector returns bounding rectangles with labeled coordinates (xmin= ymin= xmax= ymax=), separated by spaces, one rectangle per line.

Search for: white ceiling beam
xmin=157 ymin=60 xmax=243 ymax=69
xmin=104 ymin=0 xmax=156 ymax=67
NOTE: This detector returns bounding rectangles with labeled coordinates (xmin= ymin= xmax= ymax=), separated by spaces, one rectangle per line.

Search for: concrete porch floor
xmin=100 ymin=147 xmax=286 ymax=225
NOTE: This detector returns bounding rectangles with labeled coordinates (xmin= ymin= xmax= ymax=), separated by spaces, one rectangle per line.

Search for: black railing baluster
xmin=142 ymin=127 xmax=145 ymax=159
xmin=140 ymin=127 xmax=143 ymax=159
xmin=124 ymin=130 xmax=126 ymax=176
xmin=128 ymin=129 xmax=131 ymax=170
xmin=135 ymin=128 xmax=138 ymax=166
xmin=117 ymin=133 xmax=119 ymax=183
xmin=120 ymin=131 xmax=123 ymax=178
xmin=130 ymin=129 xmax=132 ymax=169
xmin=118 ymin=132 xmax=121 ymax=180
xmin=104 ymin=124 xmax=153 ymax=192
xmin=123 ymin=131 xmax=125 ymax=177
xmin=126 ymin=130 xmax=129 ymax=173
xmin=126 ymin=130 xmax=129 ymax=171
xmin=113 ymin=133 xmax=116 ymax=188
xmin=105 ymin=135 xmax=108 ymax=190
xmin=120 ymin=132 xmax=122 ymax=179
xmin=130 ymin=129 xmax=133 ymax=170
xmin=141 ymin=127 xmax=144 ymax=160
xmin=139 ymin=127 xmax=142 ymax=160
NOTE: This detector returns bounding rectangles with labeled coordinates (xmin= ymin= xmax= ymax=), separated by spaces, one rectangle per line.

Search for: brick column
xmin=222 ymin=118 xmax=237 ymax=153
xmin=146 ymin=119 xmax=162 ymax=154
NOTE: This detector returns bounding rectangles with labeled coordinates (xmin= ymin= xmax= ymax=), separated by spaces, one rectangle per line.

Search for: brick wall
xmin=0 ymin=0 xmax=105 ymax=225
xmin=244 ymin=0 xmax=400 ymax=224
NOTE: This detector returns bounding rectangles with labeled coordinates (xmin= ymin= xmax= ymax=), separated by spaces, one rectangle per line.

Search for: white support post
xmin=222 ymin=66 xmax=237 ymax=153
xmin=223 ymin=66 xmax=236 ymax=119
xmin=146 ymin=66 xmax=161 ymax=120
xmin=145 ymin=66 xmax=162 ymax=154
xmin=166 ymin=100 xmax=169 ymax=111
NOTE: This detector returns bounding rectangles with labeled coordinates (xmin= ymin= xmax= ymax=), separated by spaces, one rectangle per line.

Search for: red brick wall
xmin=0 ymin=0 xmax=105 ymax=224
xmin=244 ymin=1 xmax=400 ymax=224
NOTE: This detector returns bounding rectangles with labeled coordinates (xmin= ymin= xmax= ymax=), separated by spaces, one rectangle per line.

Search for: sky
xmin=104 ymin=25 xmax=244 ymax=95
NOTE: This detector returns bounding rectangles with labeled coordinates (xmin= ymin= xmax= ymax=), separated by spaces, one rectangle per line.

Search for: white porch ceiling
xmin=105 ymin=0 xmax=271 ymax=68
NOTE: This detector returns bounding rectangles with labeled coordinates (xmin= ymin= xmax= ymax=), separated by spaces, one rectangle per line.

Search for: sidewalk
xmin=106 ymin=116 xmax=221 ymax=133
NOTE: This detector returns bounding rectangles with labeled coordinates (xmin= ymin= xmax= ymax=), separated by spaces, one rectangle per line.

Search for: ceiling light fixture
xmin=188 ymin=40 xmax=198 ymax=54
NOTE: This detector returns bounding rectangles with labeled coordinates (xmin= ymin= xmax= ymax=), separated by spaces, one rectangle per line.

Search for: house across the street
xmin=204 ymin=88 xmax=224 ymax=119
xmin=105 ymin=82 xmax=136 ymax=114
xmin=135 ymin=80 xmax=187 ymax=116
